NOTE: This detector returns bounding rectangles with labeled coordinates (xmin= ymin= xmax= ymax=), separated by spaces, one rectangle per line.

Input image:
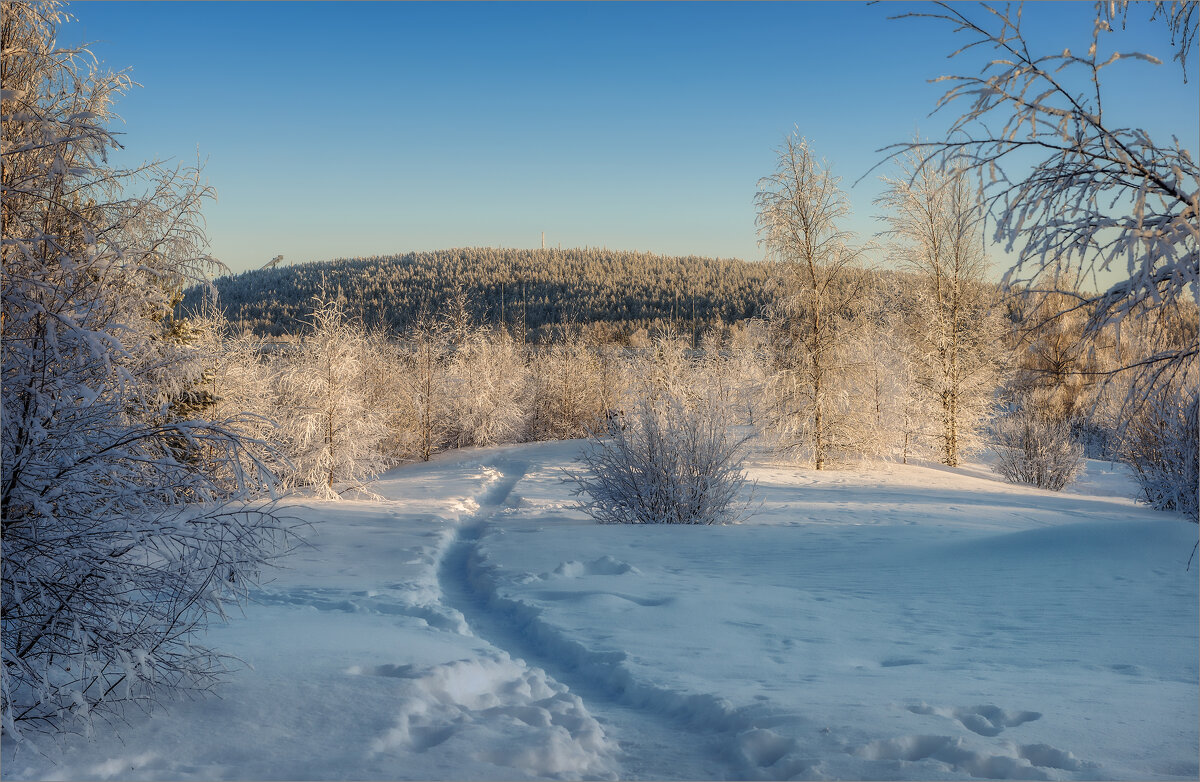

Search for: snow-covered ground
xmin=3 ymin=441 xmax=1196 ymax=781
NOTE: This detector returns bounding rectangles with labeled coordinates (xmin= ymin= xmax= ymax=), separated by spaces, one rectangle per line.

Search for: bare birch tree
xmin=889 ymin=1 xmax=1197 ymax=512
xmin=878 ymin=152 xmax=1007 ymax=466
xmin=756 ymin=132 xmax=872 ymax=469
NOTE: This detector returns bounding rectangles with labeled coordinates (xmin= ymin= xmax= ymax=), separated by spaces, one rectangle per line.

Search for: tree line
xmin=181 ymin=247 xmax=772 ymax=343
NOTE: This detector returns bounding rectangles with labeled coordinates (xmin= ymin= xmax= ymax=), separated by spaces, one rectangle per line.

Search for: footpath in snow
xmin=2 ymin=440 xmax=1197 ymax=781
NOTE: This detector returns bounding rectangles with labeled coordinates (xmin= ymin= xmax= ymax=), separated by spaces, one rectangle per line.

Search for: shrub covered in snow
xmin=1122 ymin=386 xmax=1199 ymax=522
xmin=446 ymin=328 xmax=532 ymax=448
xmin=991 ymin=404 xmax=1085 ymax=491
xmin=571 ymin=392 xmax=755 ymax=525
xmin=1 ymin=0 xmax=295 ymax=740
xmin=273 ymin=293 xmax=389 ymax=497
xmin=529 ymin=340 xmax=624 ymax=441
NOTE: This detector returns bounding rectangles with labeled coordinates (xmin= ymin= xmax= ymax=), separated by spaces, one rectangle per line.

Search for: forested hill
xmin=182 ymin=247 xmax=772 ymax=341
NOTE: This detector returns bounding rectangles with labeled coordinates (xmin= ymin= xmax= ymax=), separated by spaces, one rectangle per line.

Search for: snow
xmin=3 ymin=442 xmax=1196 ymax=781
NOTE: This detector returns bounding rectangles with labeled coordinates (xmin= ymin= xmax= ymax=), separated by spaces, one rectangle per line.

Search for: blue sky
xmin=67 ymin=1 xmax=1198 ymax=276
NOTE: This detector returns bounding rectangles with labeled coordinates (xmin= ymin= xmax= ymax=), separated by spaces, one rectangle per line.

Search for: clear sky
xmin=65 ymin=1 xmax=1198 ymax=276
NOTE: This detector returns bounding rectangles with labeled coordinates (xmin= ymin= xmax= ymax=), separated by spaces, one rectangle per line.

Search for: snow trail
xmin=436 ymin=458 xmax=796 ymax=780
xmin=4 ymin=444 xmax=1193 ymax=780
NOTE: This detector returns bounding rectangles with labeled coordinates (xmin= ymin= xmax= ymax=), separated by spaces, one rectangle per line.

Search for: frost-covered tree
xmin=635 ymin=335 xmax=702 ymax=407
xmin=841 ymin=308 xmax=928 ymax=464
xmin=1006 ymin=285 xmax=1107 ymax=420
xmin=446 ymin=327 xmax=532 ymax=447
xmin=529 ymin=338 xmax=623 ymax=441
xmin=756 ymin=132 xmax=873 ymax=468
xmin=891 ymin=2 xmax=1198 ymax=504
xmin=363 ymin=329 xmax=420 ymax=465
xmin=401 ymin=315 xmax=454 ymax=462
xmin=274 ymin=293 xmax=387 ymax=497
xmin=1 ymin=0 xmax=290 ymax=739
xmin=724 ymin=320 xmax=773 ymax=428
xmin=890 ymin=2 xmax=1197 ymax=373
xmin=878 ymin=153 xmax=1008 ymax=466
xmin=174 ymin=308 xmax=289 ymax=487
xmin=1002 ymin=282 xmax=1128 ymax=458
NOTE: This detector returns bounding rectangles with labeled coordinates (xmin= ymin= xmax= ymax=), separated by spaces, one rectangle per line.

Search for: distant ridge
xmin=182 ymin=247 xmax=772 ymax=341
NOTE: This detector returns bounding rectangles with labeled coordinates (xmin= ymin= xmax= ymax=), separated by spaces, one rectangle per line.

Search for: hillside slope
xmin=182 ymin=247 xmax=772 ymax=340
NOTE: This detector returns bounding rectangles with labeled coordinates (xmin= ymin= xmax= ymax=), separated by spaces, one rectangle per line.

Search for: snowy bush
xmin=1122 ymin=386 xmax=1199 ymax=522
xmin=447 ymin=328 xmax=532 ymax=447
xmin=530 ymin=340 xmax=623 ymax=441
xmin=571 ymin=392 xmax=755 ymax=525
xmin=273 ymin=293 xmax=388 ymax=497
xmin=1 ymin=0 xmax=294 ymax=740
xmin=398 ymin=317 xmax=455 ymax=462
xmin=991 ymin=405 xmax=1085 ymax=491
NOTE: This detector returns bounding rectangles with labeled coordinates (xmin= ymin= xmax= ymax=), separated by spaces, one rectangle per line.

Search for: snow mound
xmin=364 ymin=654 xmax=617 ymax=779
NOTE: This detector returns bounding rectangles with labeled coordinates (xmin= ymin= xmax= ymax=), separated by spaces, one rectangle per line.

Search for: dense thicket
xmin=1 ymin=0 xmax=291 ymax=740
xmin=180 ymin=248 xmax=771 ymax=342
xmin=892 ymin=1 xmax=1198 ymax=519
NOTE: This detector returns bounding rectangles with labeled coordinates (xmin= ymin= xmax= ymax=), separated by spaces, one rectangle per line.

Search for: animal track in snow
xmin=531 ymin=589 xmax=672 ymax=608
xmin=908 ymin=703 xmax=1041 ymax=737
xmin=547 ymin=555 xmax=641 ymax=578
xmin=855 ymin=734 xmax=1083 ymax=780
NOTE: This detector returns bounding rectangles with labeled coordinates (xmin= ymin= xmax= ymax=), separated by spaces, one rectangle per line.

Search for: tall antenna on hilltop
xmin=691 ymin=276 xmax=697 ymax=350
xmin=541 ymin=232 xmax=545 ymax=250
